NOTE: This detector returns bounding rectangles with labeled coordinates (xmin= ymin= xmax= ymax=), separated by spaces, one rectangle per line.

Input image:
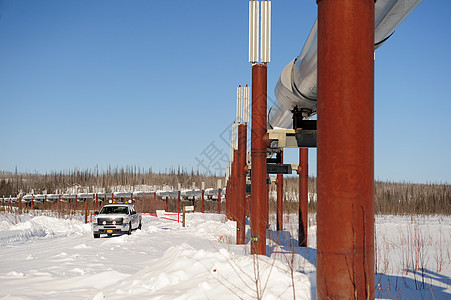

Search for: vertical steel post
xmin=246 ymin=195 xmax=250 ymax=218
xmin=298 ymin=148 xmax=308 ymax=247
xmin=317 ymin=0 xmax=375 ymax=298
xmin=84 ymin=199 xmax=88 ymax=224
xmin=201 ymin=189 xmax=204 ymax=213
xmin=276 ymin=150 xmax=284 ymax=231
xmin=226 ymin=178 xmax=230 ymax=218
xmin=250 ymin=63 xmax=267 ymax=255
xmin=233 ymin=149 xmax=238 ymax=221
xmin=201 ymin=182 xmax=205 ymax=213
xmin=217 ymin=187 xmax=221 ymax=214
xmin=237 ymin=123 xmax=247 ymax=244
xmin=177 ymin=190 xmax=181 ymax=214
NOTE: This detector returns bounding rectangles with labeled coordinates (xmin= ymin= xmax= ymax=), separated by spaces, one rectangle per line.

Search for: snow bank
xmin=103 ymin=242 xmax=311 ymax=299
xmin=0 ymin=213 xmax=90 ymax=245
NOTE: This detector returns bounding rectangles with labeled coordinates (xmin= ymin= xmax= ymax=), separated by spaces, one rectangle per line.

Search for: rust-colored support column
xmin=43 ymin=195 xmax=47 ymax=211
xmin=225 ymin=179 xmax=230 ymax=218
xmin=201 ymin=189 xmax=205 ymax=213
xmin=246 ymin=195 xmax=250 ymax=218
xmin=84 ymin=199 xmax=88 ymax=224
xmin=250 ymin=63 xmax=267 ymax=255
xmin=232 ymin=149 xmax=238 ymax=221
xmin=230 ymin=152 xmax=237 ymax=220
xmin=276 ymin=150 xmax=284 ymax=231
xmin=237 ymin=123 xmax=247 ymax=244
xmin=177 ymin=190 xmax=181 ymax=213
xmin=317 ymin=0 xmax=375 ymax=298
xmin=298 ymin=148 xmax=308 ymax=247
xmin=31 ymin=194 xmax=34 ymax=210
xmin=217 ymin=187 xmax=221 ymax=214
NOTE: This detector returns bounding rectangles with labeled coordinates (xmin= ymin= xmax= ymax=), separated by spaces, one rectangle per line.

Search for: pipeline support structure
xmin=316 ymin=0 xmax=375 ymax=298
xmin=250 ymin=64 xmax=268 ymax=255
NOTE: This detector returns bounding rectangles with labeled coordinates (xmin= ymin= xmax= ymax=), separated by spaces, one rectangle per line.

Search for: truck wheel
xmin=138 ymin=222 xmax=142 ymax=230
xmin=93 ymin=233 xmax=100 ymax=239
xmin=127 ymin=226 xmax=132 ymax=235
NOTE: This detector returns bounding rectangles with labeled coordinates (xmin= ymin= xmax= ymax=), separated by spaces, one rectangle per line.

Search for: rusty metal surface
xmin=232 ymin=149 xmax=238 ymax=221
xmin=237 ymin=124 xmax=247 ymax=244
xmin=201 ymin=189 xmax=205 ymax=213
xmin=298 ymin=148 xmax=308 ymax=247
xmin=317 ymin=0 xmax=375 ymax=299
xmin=217 ymin=188 xmax=221 ymax=214
xmin=251 ymin=64 xmax=268 ymax=255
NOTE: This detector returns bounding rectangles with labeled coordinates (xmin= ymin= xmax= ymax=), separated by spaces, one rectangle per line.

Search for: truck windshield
xmin=100 ymin=206 xmax=128 ymax=214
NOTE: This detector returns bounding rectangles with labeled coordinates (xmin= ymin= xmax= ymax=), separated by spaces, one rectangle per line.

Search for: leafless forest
xmin=1 ymin=167 xmax=449 ymax=215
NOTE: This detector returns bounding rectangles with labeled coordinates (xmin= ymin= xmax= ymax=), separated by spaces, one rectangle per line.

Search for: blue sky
xmin=0 ymin=0 xmax=450 ymax=184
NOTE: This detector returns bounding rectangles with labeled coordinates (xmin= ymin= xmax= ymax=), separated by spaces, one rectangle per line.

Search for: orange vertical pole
xmin=57 ymin=194 xmax=61 ymax=214
xmin=229 ymin=152 xmax=236 ymax=220
xmin=250 ymin=63 xmax=267 ymax=255
xmin=232 ymin=149 xmax=238 ymax=221
xmin=317 ymin=0 xmax=375 ymax=298
xmin=201 ymin=189 xmax=205 ymax=213
xmin=298 ymin=148 xmax=308 ymax=247
xmin=177 ymin=190 xmax=181 ymax=213
xmin=217 ymin=187 xmax=221 ymax=214
xmin=237 ymin=123 xmax=247 ymax=244
xmin=84 ymin=199 xmax=88 ymax=224
xmin=43 ymin=195 xmax=47 ymax=211
xmin=225 ymin=179 xmax=230 ymax=218
xmin=246 ymin=195 xmax=250 ymax=218
xmin=276 ymin=150 xmax=284 ymax=231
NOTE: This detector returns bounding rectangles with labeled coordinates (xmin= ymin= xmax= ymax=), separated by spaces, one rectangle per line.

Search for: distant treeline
xmin=279 ymin=177 xmax=450 ymax=215
xmin=1 ymin=168 xmax=449 ymax=215
xmin=0 ymin=166 xmax=222 ymax=196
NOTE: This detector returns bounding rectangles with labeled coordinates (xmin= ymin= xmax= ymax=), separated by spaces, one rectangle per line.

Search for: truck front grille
xmin=97 ymin=217 xmax=123 ymax=225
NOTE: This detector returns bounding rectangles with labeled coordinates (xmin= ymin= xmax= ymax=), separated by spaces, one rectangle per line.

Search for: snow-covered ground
xmin=0 ymin=211 xmax=450 ymax=299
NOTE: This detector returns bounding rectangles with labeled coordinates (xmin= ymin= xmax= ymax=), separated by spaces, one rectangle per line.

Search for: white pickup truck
xmin=92 ymin=204 xmax=142 ymax=238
